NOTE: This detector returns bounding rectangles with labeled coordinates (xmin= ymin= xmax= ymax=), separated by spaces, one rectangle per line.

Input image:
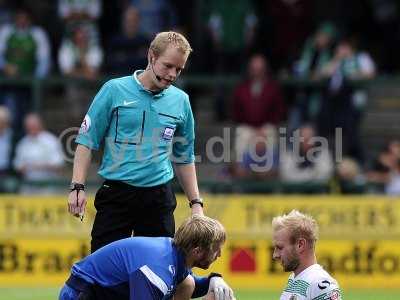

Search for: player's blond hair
xmin=272 ymin=210 xmax=319 ymax=249
xmin=174 ymin=215 xmax=226 ymax=255
xmin=149 ymin=31 xmax=193 ymax=57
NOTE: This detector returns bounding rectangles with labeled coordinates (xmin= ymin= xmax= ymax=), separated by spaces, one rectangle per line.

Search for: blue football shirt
xmin=70 ymin=237 xmax=189 ymax=299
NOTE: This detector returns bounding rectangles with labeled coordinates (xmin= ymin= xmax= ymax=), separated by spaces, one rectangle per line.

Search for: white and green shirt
xmin=280 ymin=264 xmax=342 ymax=300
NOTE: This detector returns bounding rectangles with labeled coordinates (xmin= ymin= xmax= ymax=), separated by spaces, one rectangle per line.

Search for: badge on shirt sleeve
xmin=325 ymin=289 xmax=341 ymax=300
xmin=79 ymin=115 xmax=91 ymax=134
xmin=162 ymin=127 xmax=175 ymax=141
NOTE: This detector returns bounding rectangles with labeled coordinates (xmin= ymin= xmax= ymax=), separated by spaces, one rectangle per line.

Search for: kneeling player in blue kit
xmin=59 ymin=215 xmax=235 ymax=300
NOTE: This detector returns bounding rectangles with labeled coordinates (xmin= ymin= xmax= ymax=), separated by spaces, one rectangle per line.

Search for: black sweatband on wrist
xmin=70 ymin=182 xmax=85 ymax=192
xmin=208 ymin=272 xmax=222 ymax=279
xmin=189 ymin=198 xmax=203 ymax=208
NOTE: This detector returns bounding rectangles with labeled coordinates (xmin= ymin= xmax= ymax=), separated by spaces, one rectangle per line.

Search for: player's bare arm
xmin=68 ymin=144 xmax=92 ymax=218
xmin=174 ymin=163 xmax=204 ymax=215
xmin=174 ymin=275 xmax=195 ymax=300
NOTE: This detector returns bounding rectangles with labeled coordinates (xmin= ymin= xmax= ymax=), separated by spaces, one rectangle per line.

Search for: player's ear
xmin=297 ymin=238 xmax=307 ymax=252
xmin=148 ymin=50 xmax=156 ymax=64
xmin=193 ymin=246 xmax=207 ymax=259
xmin=193 ymin=246 xmax=201 ymax=255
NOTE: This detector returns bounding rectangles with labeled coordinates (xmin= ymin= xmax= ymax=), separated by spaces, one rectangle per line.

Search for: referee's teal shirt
xmin=76 ymin=70 xmax=195 ymax=187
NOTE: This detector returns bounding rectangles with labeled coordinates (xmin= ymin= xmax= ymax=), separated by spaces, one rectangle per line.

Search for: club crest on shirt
xmin=325 ymin=289 xmax=341 ymax=300
xmin=289 ymin=294 xmax=298 ymax=300
xmin=162 ymin=127 xmax=175 ymax=141
xmin=79 ymin=115 xmax=91 ymax=133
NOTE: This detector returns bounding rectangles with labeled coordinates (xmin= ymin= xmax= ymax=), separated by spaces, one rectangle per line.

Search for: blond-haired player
xmin=272 ymin=210 xmax=342 ymax=300
xmin=60 ymin=215 xmax=235 ymax=300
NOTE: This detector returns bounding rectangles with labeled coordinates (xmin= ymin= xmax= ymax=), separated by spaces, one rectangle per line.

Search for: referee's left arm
xmin=174 ymin=163 xmax=203 ymax=215
xmin=172 ymin=94 xmax=203 ymax=215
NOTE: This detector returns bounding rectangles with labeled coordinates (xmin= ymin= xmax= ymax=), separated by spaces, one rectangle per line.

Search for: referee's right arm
xmin=67 ymin=80 xmax=114 ymax=218
xmin=68 ymin=144 xmax=92 ymax=217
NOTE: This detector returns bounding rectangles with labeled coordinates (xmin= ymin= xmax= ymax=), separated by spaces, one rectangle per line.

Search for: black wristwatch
xmin=189 ymin=198 xmax=203 ymax=208
xmin=70 ymin=182 xmax=85 ymax=192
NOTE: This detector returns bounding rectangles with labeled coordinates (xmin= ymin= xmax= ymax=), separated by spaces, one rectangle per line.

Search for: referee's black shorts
xmin=90 ymin=180 xmax=177 ymax=253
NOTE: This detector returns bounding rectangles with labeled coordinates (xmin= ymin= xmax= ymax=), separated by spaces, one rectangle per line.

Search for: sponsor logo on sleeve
xmin=318 ymin=280 xmax=331 ymax=290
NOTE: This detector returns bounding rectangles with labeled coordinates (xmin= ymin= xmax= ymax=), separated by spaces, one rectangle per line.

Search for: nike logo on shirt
xmin=123 ymin=100 xmax=138 ymax=106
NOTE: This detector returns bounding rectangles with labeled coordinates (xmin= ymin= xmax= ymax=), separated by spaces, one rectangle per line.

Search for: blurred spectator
xmin=388 ymin=139 xmax=400 ymax=159
xmin=200 ymin=1 xmax=258 ymax=121
xmin=58 ymin=25 xmax=103 ymax=79
xmin=232 ymin=126 xmax=279 ymax=180
xmin=280 ymin=125 xmax=334 ymax=183
xmin=288 ymin=22 xmax=337 ymax=133
xmin=336 ymin=157 xmax=365 ymax=193
xmin=0 ymin=106 xmax=13 ymax=173
xmin=0 ymin=9 xmax=50 ymax=78
xmin=0 ymin=8 xmax=51 ymax=133
xmin=318 ymin=36 xmax=376 ymax=163
xmin=385 ymin=159 xmax=400 ymax=196
xmin=129 ymin=0 xmax=177 ymax=39
xmin=0 ymin=105 xmax=18 ymax=192
xmin=320 ymin=37 xmax=376 ymax=80
xmin=367 ymin=140 xmax=400 ymax=190
xmin=105 ymin=6 xmax=149 ymax=75
xmin=294 ymin=22 xmax=337 ymax=78
xmin=58 ymin=0 xmax=102 ymax=42
xmin=202 ymin=0 xmax=257 ymax=74
xmin=232 ymin=54 xmax=286 ymax=160
xmin=58 ymin=25 xmax=103 ymax=118
xmin=13 ymin=113 xmax=64 ymax=194
xmin=337 ymin=157 xmax=361 ymax=180
xmin=367 ymin=140 xmax=400 ymax=196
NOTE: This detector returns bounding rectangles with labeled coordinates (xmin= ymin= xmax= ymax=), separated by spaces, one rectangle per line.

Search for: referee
xmin=67 ymin=31 xmax=204 ymax=253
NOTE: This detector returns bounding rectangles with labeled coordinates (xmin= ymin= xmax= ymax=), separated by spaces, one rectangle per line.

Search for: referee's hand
xmin=191 ymin=203 xmax=204 ymax=216
xmin=68 ymin=190 xmax=87 ymax=218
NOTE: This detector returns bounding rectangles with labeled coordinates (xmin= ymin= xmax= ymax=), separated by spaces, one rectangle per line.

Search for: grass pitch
xmin=0 ymin=288 xmax=399 ymax=300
